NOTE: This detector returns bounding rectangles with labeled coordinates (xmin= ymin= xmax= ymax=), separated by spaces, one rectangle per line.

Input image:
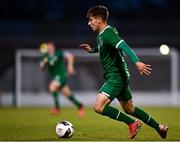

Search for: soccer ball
xmin=56 ymin=120 xmax=74 ymax=138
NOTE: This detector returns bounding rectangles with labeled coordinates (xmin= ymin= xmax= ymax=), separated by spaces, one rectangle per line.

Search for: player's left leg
xmin=120 ymin=99 xmax=168 ymax=138
xmin=49 ymin=80 xmax=61 ymax=114
xmin=61 ymin=85 xmax=85 ymax=117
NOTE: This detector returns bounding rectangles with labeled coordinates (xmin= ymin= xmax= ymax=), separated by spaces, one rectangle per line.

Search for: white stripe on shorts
xmin=101 ymin=91 xmax=110 ymax=97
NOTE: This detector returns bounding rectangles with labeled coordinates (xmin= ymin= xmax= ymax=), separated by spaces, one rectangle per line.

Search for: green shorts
xmin=99 ymin=79 xmax=132 ymax=101
xmin=53 ymin=74 xmax=68 ymax=88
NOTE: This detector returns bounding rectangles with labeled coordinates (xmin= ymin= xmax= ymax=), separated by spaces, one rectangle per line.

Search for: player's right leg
xmin=94 ymin=93 xmax=134 ymax=125
xmin=158 ymin=124 xmax=169 ymax=138
xmin=49 ymin=80 xmax=61 ymax=114
xmin=120 ymin=99 xmax=168 ymax=139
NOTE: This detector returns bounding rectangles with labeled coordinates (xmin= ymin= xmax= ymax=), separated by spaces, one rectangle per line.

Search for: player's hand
xmin=40 ymin=62 xmax=46 ymax=71
xmin=67 ymin=66 xmax=75 ymax=75
xmin=135 ymin=62 xmax=152 ymax=76
xmin=39 ymin=58 xmax=48 ymax=71
xmin=79 ymin=44 xmax=92 ymax=52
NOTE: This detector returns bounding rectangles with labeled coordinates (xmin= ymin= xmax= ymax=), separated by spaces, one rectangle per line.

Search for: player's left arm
xmin=63 ymin=51 xmax=75 ymax=75
xmin=106 ymin=30 xmax=152 ymax=76
xmin=116 ymin=40 xmax=152 ymax=76
xmin=116 ymin=39 xmax=139 ymax=63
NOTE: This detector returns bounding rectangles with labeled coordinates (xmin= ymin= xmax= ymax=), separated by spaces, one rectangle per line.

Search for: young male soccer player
xmin=80 ymin=5 xmax=168 ymax=139
xmin=40 ymin=42 xmax=84 ymax=117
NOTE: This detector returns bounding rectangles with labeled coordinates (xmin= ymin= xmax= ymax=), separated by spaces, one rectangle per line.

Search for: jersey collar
xmin=99 ymin=25 xmax=110 ymax=35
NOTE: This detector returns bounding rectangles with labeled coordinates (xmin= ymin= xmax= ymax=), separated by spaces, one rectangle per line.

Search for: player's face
xmin=88 ymin=16 xmax=101 ymax=32
xmin=47 ymin=43 xmax=55 ymax=54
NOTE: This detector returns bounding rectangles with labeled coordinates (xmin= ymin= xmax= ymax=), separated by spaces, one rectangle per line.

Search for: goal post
xmin=170 ymin=48 xmax=179 ymax=105
xmin=15 ymin=48 xmax=179 ymax=107
xmin=15 ymin=50 xmax=41 ymax=107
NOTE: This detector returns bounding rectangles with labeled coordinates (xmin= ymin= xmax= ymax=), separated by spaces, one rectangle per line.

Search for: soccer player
xmin=80 ymin=5 xmax=168 ymax=139
xmin=40 ymin=42 xmax=85 ymax=117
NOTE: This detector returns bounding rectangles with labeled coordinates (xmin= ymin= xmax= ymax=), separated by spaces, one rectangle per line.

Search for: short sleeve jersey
xmin=96 ymin=25 xmax=130 ymax=80
xmin=41 ymin=49 xmax=67 ymax=77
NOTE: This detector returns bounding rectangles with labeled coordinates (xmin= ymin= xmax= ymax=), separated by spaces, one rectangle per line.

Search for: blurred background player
xmin=80 ymin=5 xmax=168 ymax=139
xmin=39 ymin=42 xmax=85 ymax=117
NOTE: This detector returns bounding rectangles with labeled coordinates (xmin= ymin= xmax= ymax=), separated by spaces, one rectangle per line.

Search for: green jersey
xmin=41 ymin=49 xmax=67 ymax=77
xmin=92 ymin=25 xmax=139 ymax=81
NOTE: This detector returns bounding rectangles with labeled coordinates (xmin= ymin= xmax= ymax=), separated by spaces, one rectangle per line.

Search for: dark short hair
xmin=47 ymin=41 xmax=55 ymax=46
xmin=87 ymin=5 xmax=109 ymax=21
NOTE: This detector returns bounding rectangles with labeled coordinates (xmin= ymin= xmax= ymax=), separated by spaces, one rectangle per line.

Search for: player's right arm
xmin=79 ymin=44 xmax=98 ymax=53
xmin=39 ymin=57 xmax=48 ymax=71
xmin=39 ymin=43 xmax=48 ymax=71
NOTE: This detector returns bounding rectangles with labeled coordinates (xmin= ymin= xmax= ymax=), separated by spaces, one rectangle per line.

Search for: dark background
xmin=0 ymin=0 xmax=179 ymax=92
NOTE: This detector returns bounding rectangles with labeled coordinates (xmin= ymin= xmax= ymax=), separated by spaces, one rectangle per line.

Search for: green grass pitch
xmin=0 ymin=106 xmax=180 ymax=141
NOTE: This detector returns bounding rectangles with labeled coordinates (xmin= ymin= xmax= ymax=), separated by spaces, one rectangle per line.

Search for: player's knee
xmin=124 ymin=109 xmax=132 ymax=114
xmin=61 ymin=88 xmax=71 ymax=97
xmin=49 ymin=85 xmax=57 ymax=93
xmin=124 ymin=107 xmax=135 ymax=114
xmin=94 ymin=104 xmax=103 ymax=113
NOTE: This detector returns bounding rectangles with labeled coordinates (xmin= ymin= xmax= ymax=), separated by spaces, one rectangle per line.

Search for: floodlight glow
xmin=159 ymin=44 xmax=170 ymax=55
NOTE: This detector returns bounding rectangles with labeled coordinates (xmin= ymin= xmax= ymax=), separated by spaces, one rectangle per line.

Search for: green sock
xmin=68 ymin=95 xmax=82 ymax=108
xmin=131 ymin=107 xmax=160 ymax=131
xmin=52 ymin=92 xmax=60 ymax=109
xmin=101 ymin=106 xmax=134 ymax=125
